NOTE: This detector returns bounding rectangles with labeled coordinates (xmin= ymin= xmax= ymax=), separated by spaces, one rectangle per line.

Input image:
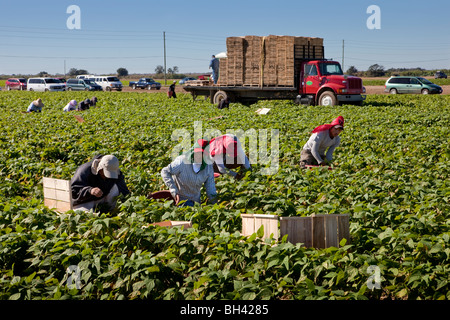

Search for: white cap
xmin=97 ymin=155 xmax=120 ymax=179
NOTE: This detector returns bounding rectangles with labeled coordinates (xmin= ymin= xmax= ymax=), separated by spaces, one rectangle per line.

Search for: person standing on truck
xmin=299 ymin=116 xmax=344 ymax=168
xmin=168 ymin=81 xmax=177 ymax=98
xmin=209 ymin=55 xmax=219 ymax=84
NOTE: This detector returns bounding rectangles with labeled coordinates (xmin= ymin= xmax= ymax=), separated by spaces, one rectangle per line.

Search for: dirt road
xmin=122 ymin=84 xmax=450 ymax=95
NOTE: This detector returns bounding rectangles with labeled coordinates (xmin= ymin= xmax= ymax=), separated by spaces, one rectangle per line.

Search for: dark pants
xmin=299 ymin=149 xmax=325 ymax=168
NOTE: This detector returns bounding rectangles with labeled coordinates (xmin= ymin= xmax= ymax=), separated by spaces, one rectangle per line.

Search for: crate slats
xmin=243 ymin=213 xmax=350 ymax=249
xmin=241 ymin=213 xmax=279 ymax=240
xmin=43 ymin=177 xmax=73 ymax=213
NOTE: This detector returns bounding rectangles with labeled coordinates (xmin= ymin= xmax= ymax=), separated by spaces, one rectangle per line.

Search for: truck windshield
xmin=107 ymin=77 xmax=120 ymax=82
xmin=319 ymin=63 xmax=343 ymax=76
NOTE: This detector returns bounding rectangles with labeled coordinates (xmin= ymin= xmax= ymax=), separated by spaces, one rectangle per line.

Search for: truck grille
xmin=348 ymin=78 xmax=362 ymax=90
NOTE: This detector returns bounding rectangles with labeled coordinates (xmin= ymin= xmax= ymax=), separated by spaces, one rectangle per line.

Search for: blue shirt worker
xmin=209 ymin=55 xmax=220 ymax=84
xmin=27 ymin=98 xmax=44 ymax=113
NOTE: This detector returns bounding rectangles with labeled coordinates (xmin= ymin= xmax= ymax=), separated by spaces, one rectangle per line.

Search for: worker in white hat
xmin=70 ymin=154 xmax=130 ymax=213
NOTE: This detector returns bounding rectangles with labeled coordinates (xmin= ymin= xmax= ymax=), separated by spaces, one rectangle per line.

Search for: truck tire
xmin=132 ymin=84 xmax=137 ymax=89
xmin=213 ymin=90 xmax=229 ymax=105
xmin=318 ymin=91 xmax=337 ymax=106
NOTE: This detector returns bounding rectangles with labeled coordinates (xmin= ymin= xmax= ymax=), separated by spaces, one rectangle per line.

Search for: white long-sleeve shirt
xmin=302 ymin=130 xmax=340 ymax=163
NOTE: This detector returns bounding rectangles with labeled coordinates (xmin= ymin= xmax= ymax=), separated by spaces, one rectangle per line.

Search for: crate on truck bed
xmin=183 ymin=35 xmax=365 ymax=106
xmin=219 ymin=35 xmax=324 ymax=87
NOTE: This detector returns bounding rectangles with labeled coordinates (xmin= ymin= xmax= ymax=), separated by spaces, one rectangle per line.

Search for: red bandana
xmin=312 ymin=116 xmax=345 ymax=133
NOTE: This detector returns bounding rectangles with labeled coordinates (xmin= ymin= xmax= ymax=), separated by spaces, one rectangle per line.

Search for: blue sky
xmin=0 ymin=0 xmax=449 ymax=75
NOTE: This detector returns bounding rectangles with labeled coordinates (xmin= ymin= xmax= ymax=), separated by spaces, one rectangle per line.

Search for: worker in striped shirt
xmin=160 ymin=139 xmax=217 ymax=207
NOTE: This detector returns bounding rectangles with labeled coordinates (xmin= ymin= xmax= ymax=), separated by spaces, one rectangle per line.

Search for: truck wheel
xmin=133 ymin=84 xmax=137 ymax=89
xmin=213 ymin=90 xmax=229 ymax=105
xmin=389 ymin=88 xmax=398 ymax=94
xmin=318 ymin=91 xmax=337 ymax=106
xmin=421 ymin=89 xmax=429 ymax=95
xmin=106 ymin=87 xmax=111 ymax=91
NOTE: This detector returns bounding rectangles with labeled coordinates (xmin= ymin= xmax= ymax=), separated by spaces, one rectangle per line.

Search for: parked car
xmin=27 ymin=78 xmax=66 ymax=92
xmin=197 ymin=74 xmax=212 ymax=81
xmin=385 ymin=76 xmax=442 ymax=95
xmin=434 ymin=71 xmax=447 ymax=79
xmin=76 ymin=74 xmax=96 ymax=80
xmin=66 ymin=78 xmax=102 ymax=91
xmin=129 ymin=78 xmax=161 ymax=90
xmin=5 ymin=78 xmax=27 ymax=90
xmin=179 ymin=77 xmax=196 ymax=85
xmin=88 ymin=76 xmax=122 ymax=91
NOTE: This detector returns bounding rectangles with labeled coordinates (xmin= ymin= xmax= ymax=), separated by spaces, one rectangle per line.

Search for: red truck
xmin=184 ymin=35 xmax=365 ymax=106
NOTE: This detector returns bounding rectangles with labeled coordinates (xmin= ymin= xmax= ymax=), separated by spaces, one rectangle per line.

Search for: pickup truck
xmin=129 ymin=78 xmax=161 ymax=90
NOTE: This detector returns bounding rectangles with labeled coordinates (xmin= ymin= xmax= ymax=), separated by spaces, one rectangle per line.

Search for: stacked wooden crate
xmin=218 ymin=35 xmax=323 ymax=87
xmin=218 ymin=36 xmax=245 ymax=85
xmin=243 ymin=35 xmax=262 ymax=86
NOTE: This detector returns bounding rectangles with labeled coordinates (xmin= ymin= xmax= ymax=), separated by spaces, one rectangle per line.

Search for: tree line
xmin=346 ymin=64 xmax=449 ymax=77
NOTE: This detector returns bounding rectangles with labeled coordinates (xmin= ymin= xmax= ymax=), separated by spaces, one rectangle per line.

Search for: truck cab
xmin=299 ymin=60 xmax=365 ymax=106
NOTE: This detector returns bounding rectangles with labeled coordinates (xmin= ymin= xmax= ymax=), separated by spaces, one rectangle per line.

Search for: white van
xmin=76 ymin=74 xmax=96 ymax=80
xmin=27 ymin=78 xmax=65 ymax=92
xmin=88 ymin=76 xmax=122 ymax=91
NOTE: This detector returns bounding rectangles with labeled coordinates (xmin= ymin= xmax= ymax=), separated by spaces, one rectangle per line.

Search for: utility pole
xmin=163 ymin=31 xmax=167 ymax=85
xmin=342 ymin=40 xmax=345 ymax=72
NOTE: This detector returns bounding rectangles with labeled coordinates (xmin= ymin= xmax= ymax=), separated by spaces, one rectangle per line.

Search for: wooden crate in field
xmin=241 ymin=213 xmax=279 ymax=240
xmin=43 ymin=177 xmax=72 ymax=213
xmin=280 ymin=214 xmax=350 ymax=248
xmin=241 ymin=213 xmax=350 ymax=248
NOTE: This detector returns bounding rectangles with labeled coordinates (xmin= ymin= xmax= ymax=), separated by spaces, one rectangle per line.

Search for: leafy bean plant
xmin=0 ymin=91 xmax=448 ymax=300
